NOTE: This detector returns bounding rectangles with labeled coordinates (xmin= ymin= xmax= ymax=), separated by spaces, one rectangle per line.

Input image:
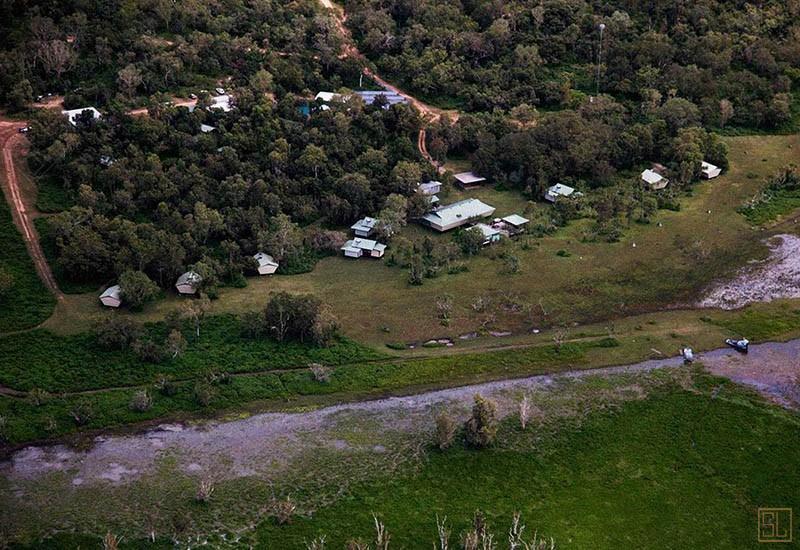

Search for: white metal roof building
xmin=209 ymin=94 xmax=232 ymax=112
xmin=641 ymin=169 xmax=669 ymax=190
xmin=473 ymin=223 xmax=502 ymax=245
xmin=418 ymin=181 xmax=442 ymax=195
xmin=421 ymin=198 xmax=496 ymax=232
xmin=453 ymin=172 xmax=487 ymax=187
xmin=502 ymin=214 xmax=530 ymax=228
xmin=351 ymin=217 xmax=378 ymax=237
xmin=200 ymin=124 xmax=216 ymax=133
xmin=545 ymin=184 xmax=576 ymax=203
xmin=62 ymin=107 xmax=102 ymax=126
xmin=355 ymin=90 xmax=408 ymax=107
xmin=341 ymin=238 xmax=387 ymax=259
xmin=701 ymin=161 xmax=721 ymax=179
xmin=175 ymin=271 xmax=202 ymax=295
xmin=253 ymin=252 xmax=279 ymax=275
xmin=99 ymin=284 xmax=122 ymax=308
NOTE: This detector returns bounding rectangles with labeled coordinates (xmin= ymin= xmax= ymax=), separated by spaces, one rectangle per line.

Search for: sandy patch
xmin=699 ymin=234 xmax=800 ymax=309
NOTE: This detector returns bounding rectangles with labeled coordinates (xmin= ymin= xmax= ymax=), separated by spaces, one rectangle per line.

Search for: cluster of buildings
xmin=314 ymin=90 xmax=409 ymax=111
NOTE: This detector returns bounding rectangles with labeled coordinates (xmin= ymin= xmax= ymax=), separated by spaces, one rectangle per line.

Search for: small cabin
xmin=99 ymin=284 xmax=122 ymax=308
xmin=62 ymin=107 xmax=102 ymax=126
xmin=175 ymin=271 xmax=202 ymax=295
xmin=545 ymin=184 xmax=576 ymax=203
xmin=473 ymin=223 xmax=502 ymax=245
xmin=341 ymin=238 xmax=387 ymax=259
xmin=641 ymin=169 xmax=669 ymax=190
xmin=351 ymin=217 xmax=378 ymax=237
xmin=253 ymin=252 xmax=279 ymax=275
xmin=200 ymin=124 xmax=216 ymax=133
xmin=500 ymin=214 xmax=530 ymax=234
xmin=453 ymin=172 xmax=487 ymax=189
xmin=418 ymin=181 xmax=442 ymax=195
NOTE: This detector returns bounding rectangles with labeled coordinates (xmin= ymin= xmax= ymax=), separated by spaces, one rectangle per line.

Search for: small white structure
xmin=454 ymin=172 xmax=487 ymax=187
xmin=99 ymin=155 xmax=115 ymax=167
xmin=200 ymin=124 xmax=216 ymax=133
xmin=418 ymin=181 xmax=442 ymax=195
xmin=351 ymin=217 xmax=378 ymax=237
xmin=175 ymin=271 xmax=202 ymax=295
xmin=701 ymin=161 xmax=721 ymax=179
xmin=641 ymin=169 xmax=669 ymax=190
xmin=473 ymin=223 xmax=502 ymax=245
xmin=315 ymin=91 xmax=344 ymax=103
xmin=422 ymin=198 xmax=496 ymax=232
xmin=209 ymin=94 xmax=232 ymax=112
xmin=253 ymin=252 xmax=279 ymax=275
xmin=545 ymin=184 xmax=576 ymax=203
xmin=501 ymin=214 xmax=530 ymax=233
xmin=62 ymin=107 xmax=102 ymax=126
xmin=341 ymin=238 xmax=387 ymax=259
xmin=99 ymin=284 xmax=122 ymax=308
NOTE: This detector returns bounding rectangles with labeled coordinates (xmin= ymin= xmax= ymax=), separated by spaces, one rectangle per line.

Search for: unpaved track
xmin=0 ymin=120 xmax=62 ymax=299
xmin=4 ymin=338 xmax=799 ymax=488
xmin=317 ymin=0 xmax=457 ymax=169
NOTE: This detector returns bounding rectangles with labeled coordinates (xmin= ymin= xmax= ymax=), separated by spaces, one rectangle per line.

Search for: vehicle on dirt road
xmin=18 ymin=127 xmax=29 ymax=133
xmin=725 ymin=338 xmax=749 ymax=353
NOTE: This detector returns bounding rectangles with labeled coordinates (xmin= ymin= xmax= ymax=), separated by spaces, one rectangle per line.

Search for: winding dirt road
xmin=317 ymin=0 xmax=457 ymax=168
xmin=0 ymin=120 xmax=62 ymax=299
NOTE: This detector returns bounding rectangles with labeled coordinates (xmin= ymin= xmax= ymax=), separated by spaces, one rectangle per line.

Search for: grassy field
xmin=33 ymin=134 xmax=799 ymax=345
xmin=0 ymin=164 xmax=55 ymax=332
xmin=2 ymin=300 xmax=800 ymax=447
xmin=255 ymin=383 xmax=800 ymax=549
xmin=9 ymin=371 xmax=799 ymax=548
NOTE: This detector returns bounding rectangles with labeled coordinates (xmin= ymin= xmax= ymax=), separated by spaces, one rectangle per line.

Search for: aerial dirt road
xmin=0 ymin=120 xmax=62 ymax=299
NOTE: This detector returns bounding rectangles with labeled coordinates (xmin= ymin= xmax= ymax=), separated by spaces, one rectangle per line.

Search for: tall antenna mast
xmin=595 ymin=23 xmax=606 ymax=97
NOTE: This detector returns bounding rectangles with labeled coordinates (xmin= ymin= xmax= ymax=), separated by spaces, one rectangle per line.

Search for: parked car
xmin=35 ymin=95 xmax=44 ymax=102
xmin=18 ymin=126 xmax=30 ymax=133
xmin=215 ymin=87 xmax=225 ymax=95
xmin=681 ymin=348 xmax=694 ymax=363
xmin=725 ymin=338 xmax=749 ymax=353
xmin=189 ymin=93 xmax=198 ymax=100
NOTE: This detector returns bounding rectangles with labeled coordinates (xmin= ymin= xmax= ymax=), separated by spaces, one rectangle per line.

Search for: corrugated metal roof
xmin=422 ymin=199 xmax=495 ymax=227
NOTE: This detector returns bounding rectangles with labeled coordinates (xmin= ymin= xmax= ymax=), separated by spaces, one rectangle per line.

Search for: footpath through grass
xmin=0 ymin=181 xmax=55 ymax=331
xmin=256 ymin=385 xmax=800 ymax=549
xmin=3 ymin=300 xmax=800 ymax=447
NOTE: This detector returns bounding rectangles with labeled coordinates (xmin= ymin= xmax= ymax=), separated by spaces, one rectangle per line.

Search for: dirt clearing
xmin=699 ymin=234 xmax=800 ymax=309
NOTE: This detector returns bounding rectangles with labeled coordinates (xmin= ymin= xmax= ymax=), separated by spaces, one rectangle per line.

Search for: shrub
xmin=195 ymin=479 xmax=214 ymax=503
xmin=464 ymin=394 xmax=498 ymax=449
xmin=95 ymin=315 xmax=141 ymax=350
xmin=265 ymin=292 xmax=338 ymax=345
xmin=155 ymin=374 xmax=178 ymax=396
xmin=435 ymin=412 xmax=457 ymax=450
xmin=70 ymin=401 xmax=94 ymax=426
xmin=129 ymin=390 xmax=153 ymax=412
xmin=270 ymin=496 xmax=297 ymax=525
xmin=309 ymin=363 xmax=331 ymax=383
xmin=194 ymin=382 xmax=216 ymax=407
xmin=28 ymin=388 xmax=51 ymax=406
xmin=240 ymin=310 xmax=267 ymax=339
xmin=132 ymin=338 xmax=165 ymax=363
xmin=119 ymin=270 xmax=159 ymax=310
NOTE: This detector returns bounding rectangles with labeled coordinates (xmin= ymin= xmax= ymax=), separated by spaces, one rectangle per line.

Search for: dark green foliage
xmin=464 ymin=394 xmax=498 ymax=449
xmin=254 ymin=388 xmax=800 ymax=548
xmin=263 ymin=292 xmax=338 ymax=345
xmin=0 ymin=196 xmax=55 ymax=331
xmin=0 ymin=335 xmax=612 ymax=445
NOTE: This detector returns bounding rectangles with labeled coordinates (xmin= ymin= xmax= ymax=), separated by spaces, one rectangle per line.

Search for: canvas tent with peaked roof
xmin=175 ymin=271 xmax=202 ymax=295
xmin=99 ymin=285 xmax=122 ymax=308
xmin=253 ymin=252 xmax=279 ymax=275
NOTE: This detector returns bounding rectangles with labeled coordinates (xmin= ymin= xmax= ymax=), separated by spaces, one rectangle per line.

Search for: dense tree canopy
xmin=344 ymin=0 xmax=799 ymax=129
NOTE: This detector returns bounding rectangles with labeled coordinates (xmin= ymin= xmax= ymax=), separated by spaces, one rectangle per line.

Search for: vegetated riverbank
xmin=3 ymin=338 xmax=799 ymax=547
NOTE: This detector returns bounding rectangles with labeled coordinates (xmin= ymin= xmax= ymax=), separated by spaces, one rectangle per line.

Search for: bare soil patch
xmin=698 ymin=234 xmax=800 ymax=309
